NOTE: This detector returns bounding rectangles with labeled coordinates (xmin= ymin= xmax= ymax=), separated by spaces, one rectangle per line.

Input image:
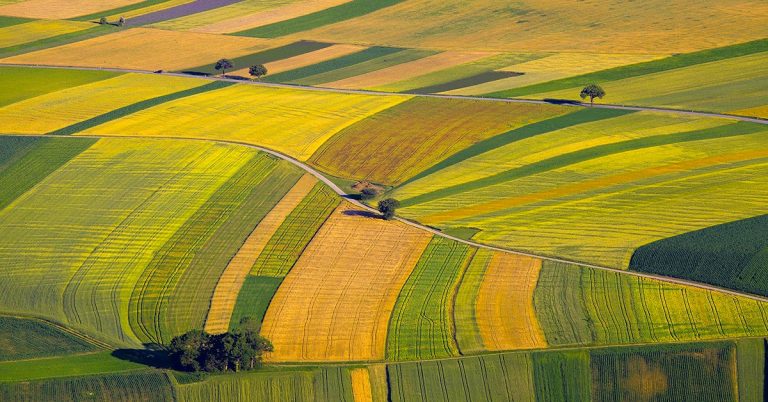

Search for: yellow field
xmin=0 ymin=0 xmax=141 ymax=18
xmin=2 ymin=28 xmax=270 ymax=71
xmin=323 ymin=51 xmax=495 ymax=89
xmin=149 ymin=0 xmax=295 ymax=31
xmin=203 ymin=174 xmax=316 ymax=334
xmin=443 ymin=52 xmax=666 ymax=95
xmin=351 ymin=368 xmax=373 ymax=402
xmin=290 ymin=0 xmax=768 ymax=53
xmin=190 ymin=0 xmax=351 ymax=34
xmin=260 ymin=205 xmax=431 ymax=362
xmin=0 ymin=73 xmax=204 ymax=134
xmin=87 ymin=84 xmax=410 ymax=160
xmin=735 ymin=105 xmax=768 ymax=119
xmin=229 ymin=44 xmax=366 ymax=77
xmin=475 ymin=253 xmax=546 ymax=350
xmin=0 ymin=20 xmax=91 ymax=48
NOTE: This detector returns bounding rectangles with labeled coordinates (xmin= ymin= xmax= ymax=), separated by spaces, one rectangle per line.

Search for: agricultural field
xmin=0 ymin=0 xmax=766 ymax=400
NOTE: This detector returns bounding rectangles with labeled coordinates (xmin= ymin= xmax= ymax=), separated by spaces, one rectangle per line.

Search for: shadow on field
xmin=112 ymin=343 xmax=172 ymax=369
xmin=342 ymin=209 xmax=381 ymax=219
xmin=543 ymin=98 xmax=583 ymax=106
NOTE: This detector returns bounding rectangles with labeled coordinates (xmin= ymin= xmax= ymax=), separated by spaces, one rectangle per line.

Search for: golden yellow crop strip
xmin=351 ymin=367 xmax=373 ymax=402
xmin=0 ymin=73 xmax=204 ymax=134
xmin=476 ymin=253 xmax=546 ymax=350
xmin=204 ymin=173 xmax=316 ymax=334
xmin=0 ymin=20 xmax=91 ymax=48
xmin=260 ymin=205 xmax=431 ymax=362
xmin=88 ymin=84 xmax=410 ymax=160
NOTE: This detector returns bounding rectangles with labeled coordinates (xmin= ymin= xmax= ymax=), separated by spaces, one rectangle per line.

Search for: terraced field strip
xmin=631 ymin=214 xmax=768 ymax=297
xmin=402 ymin=120 xmax=765 ymax=208
xmin=0 ymin=352 xmax=146 ymax=382
xmin=452 ymin=249 xmax=493 ymax=354
xmin=50 ymin=80 xmax=231 ymax=135
xmin=374 ymin=53 xmax=544 ymax=93
xmin=2 ymin=28 xmax=272 ymax=71
xmin=0 ymin=67 xmax=109 ymax=108
xmin=532 ymin=351 xmax=591 ymax=400
xmin=0 ymin=316 xmax=99 ymax=361
xmin=0 ymin=19 xmax=92 ymax=49
xmin=398 ymin=107 xmax=627 ymax=190
xmin=306 ymin=49 xmax=438 ymax=87
xmin=73 ymin=0 xmax=195 ymax=22
xmin=0 ymin=0 xmax=143 ymax=19
xmin=324 ymin=51 xmax=494 ymax=89
xmin=0 ymin=16 xmax=30 ymax=28
xmin=535 ymin=51 xmax=768 ymax=116
xmin=407 ymin=71 xmax=523 ymax=95
xmin=191 ymin=0 xmax=351 ymax=34
xmin=388 ymin=352 xmax=535 ymax=402
xmin=230 ymin=44 xmax=367 ymax=77
xmin=125 ymin=0 xmax=243 ymax=26
xmin=0 ymin=136 xmax=96 ymax=211
xmin=184 ymin=40 xmax=333 ymax=75
xmin=0 ymin=73 xmax=204 ymax=134
xmin=265 ymin=46 xmax=403 ymax=84
xmin=261 ymin=205 xmax=431 ymax=362
xmin=310 ymin=97 xmax=567 ymax=185
xmin=490 ymin=38 xmax=768 ymax=98
xmin=350 ymin=367 xmax=373 ymax=402
xmin=87 ymin=83 xmax=410 ymax=160
xmin=230 ymin=183 xmax=339 ymax=329
xmin=146 ymin=0 xmax=295 ymax=31
xmin=0 ymin=370 xmax=174 ymax=401
xmin=129 ymin=153 xmax=302 ymax=344
xmin=475 ymin=253 xmax=546 ymax=351
xmin=387 ymin=237 xmax=473 ymax=360
xmin=0 ymin=24 xmax=113 ymax=60
xmin=535 ymin=261 xmax=768 ymax=347
xmin=736 ymin=338 xmax=765 ymax=401
xmin=444 ymin=52 xmax=665 ymax=96
xmin=204 ymin=173 xmax=317 ymax=334
xmin=234 ymin=0 xmax=403 ymax=38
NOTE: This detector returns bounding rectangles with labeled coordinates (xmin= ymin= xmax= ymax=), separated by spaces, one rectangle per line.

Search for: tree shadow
xmin=111 ymin=343 xmax=173 ymax=369
xmin=543 ymin=98 xmax=583 ymax=106
xmin=342 ymin=209 xmax=381 ymax=219
xmin=179 ymin=71 xmax=212 ymax=77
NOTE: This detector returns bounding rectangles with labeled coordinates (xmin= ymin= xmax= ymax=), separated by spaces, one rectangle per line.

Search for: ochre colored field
xmin=475 ymin=253 xmax=546 ymax=350
xmin=351 ymin=368 xmax=373 ymax=402
xmin=88 ymin=84 xmax=409 ymax=160
xmin=2 ymin=28 xmax=270 ymax=71
xmin=191 ymin=0 xmax=351 ymax=34
xmin=148 ymin=0 xmax=296 ymax=31
xmin=204 ymin=174 xmax=316 ymax=334
xmin=444 ymin=52 xmax=666 ymax=95
xmin=322 ymin=51 xmax=495 ymax=89
xmin=260 ymin=205 xmax=431 ymax=362
xmin=0 ymin=0 xmax=142 ymax=19
xmin=310 ymin=98 xmax=567 ymax=184
xmin=229 ymin=44 xmax=366 ymax=77
xmin=291 ymin=0 xmax=768 ymax=54
xmin=0 ymin=73 xmax=204 ymax=134
xmin=735 ymin=105 xmax=768 ymax=119
xmin=0 ymin=20 xmax=92 ymax=48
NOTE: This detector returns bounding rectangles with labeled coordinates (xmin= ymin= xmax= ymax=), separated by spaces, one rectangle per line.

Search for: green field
xmin=264 ymin=46 xmax=404 ymax=83
xmin=0 ymin=370 xmax=174 ymax=401
xmin=0 ymin=316 xmax=98 ymax=361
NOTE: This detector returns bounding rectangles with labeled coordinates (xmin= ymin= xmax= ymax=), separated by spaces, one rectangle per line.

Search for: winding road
xmin=5 ymin=62 xmax=767 ymax=304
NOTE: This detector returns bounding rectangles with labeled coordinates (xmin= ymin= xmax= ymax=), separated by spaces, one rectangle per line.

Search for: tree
xmin=99 ymin=17 xmax=108 ymax=25
xmin=359 ymin=188 xmax=378 ymax=201
xmin=215 ymin=59 xmax=234 ymax=76
xmin=579 ymin=84 xmax=605 ymax=105
xmin=168 ymin=330 xmax=209 ymax=372
xmin=249 ymin=64 xmax=268 ymax=80
xmin=117 ymin=16 xmax=125 ymax=26
xmin=378 ymin=198 xmax=400 ymax=220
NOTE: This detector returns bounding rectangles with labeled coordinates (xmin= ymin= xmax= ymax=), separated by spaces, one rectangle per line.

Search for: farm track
xmin=4 ymin=63 xmax=768 ymax=125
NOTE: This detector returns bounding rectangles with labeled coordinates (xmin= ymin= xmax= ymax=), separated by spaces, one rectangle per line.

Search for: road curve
xmin=5 ymin=63 xmax=768 ymax=125
xmin=57 ymin=134 xmax=768 ymax=304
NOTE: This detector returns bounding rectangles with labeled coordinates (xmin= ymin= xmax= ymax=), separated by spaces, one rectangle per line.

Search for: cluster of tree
xmin=168 ymin=318 xmax=273 ymax=373
xmin=98 ymin=16 xmax=125 ymax=26
xmin=215 ymin=58 xmax=268 ymax=80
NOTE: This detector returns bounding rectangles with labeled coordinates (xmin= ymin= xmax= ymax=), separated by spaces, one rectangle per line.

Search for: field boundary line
xmin=2 ymin=63 xmax=767 ymax=124
xmin=37 ymin=134 xmax=768 ymax=306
